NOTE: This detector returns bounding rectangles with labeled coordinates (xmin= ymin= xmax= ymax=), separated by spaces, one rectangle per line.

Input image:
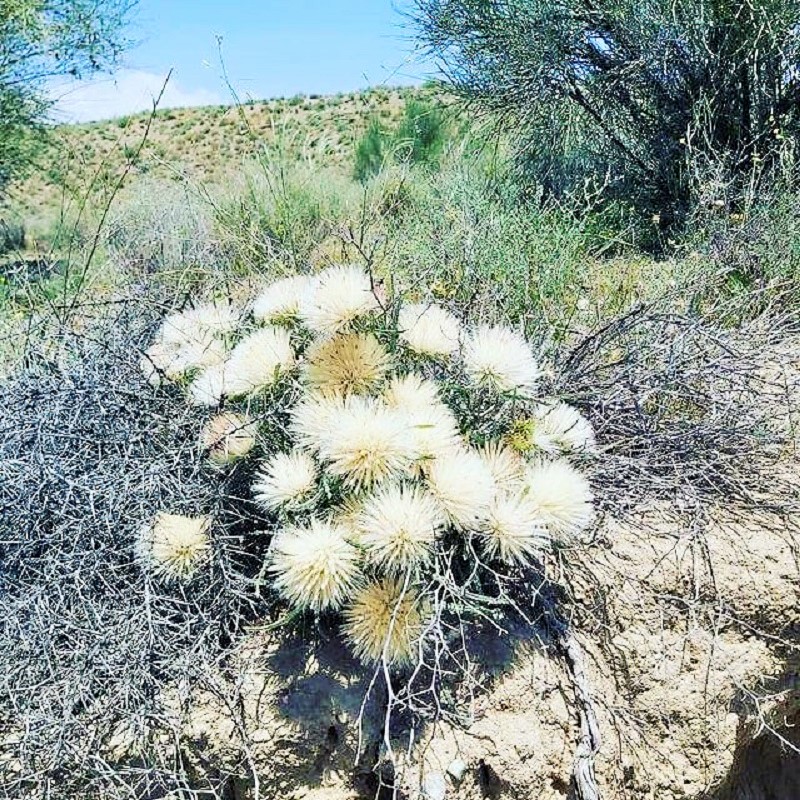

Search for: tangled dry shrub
xmin=0 ymin=307 xmax=274 ymax=798
xmin=561 ymin=305 xmax=797 ymax=517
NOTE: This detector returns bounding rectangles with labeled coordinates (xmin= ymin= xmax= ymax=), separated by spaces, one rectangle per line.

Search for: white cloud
xmin=50 ymin=70 xmax=223 ymax=124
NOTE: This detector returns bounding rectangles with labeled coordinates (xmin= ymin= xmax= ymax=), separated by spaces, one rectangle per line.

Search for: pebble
xmin=421 ymin=771 xmax=447 ymax=800
xmin=447 ymin=758 xmax=467 ymax=783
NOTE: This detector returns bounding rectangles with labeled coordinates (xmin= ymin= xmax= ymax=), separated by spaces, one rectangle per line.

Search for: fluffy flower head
xmin=523 ymin=458 xmax=594 ymax=541
xmin=383 ymin=375 xmax=461 ymax=465
xmin=343 ymin=579 xmax=427 ymax=666
xmin=188 ymin=362 xmax=228 ymax=407
xmin=269 ymin=520 xmax=361 ymax=612
xmin=223 ymin=326 xmax=296 ymax=397
xmin=463 ymin=324 xmax=539 ymax=396
xmin=252 ymin=274 xmax=317 ymax=323
xmin=355 ymin=484 xmax=444 ymax=573
xmin=318 ymin=398 xmax=416 ymax=490
xmin=383 ymin=373 xmax=441 ymax=412
xmin=160 ymin=301 xmax=240 ymax=346
xmin=189 ymin=328 xmax=294 ymax=405
xmin=141 ymin=332 xmax=226 ymax=386
xmin=290 ymin=392 xmax=350 ymax=452
xmin=480 ymin=440 xmax=525 ymax=491
xmin=136 ymin=513 xmax=211 ymax=582
xmin=480 ymin=492 xmax=550 ymax=564
xmin=406 ymin=404 xmax=462 ymax=467
xmin=425 ymin=448 xmax=495 ymax=529
xmin=304 ymin=332 xmax=389 ymax=395
xmin=200 ymin=412 xmax=258 ymax=465
xmin=300 ymin=264 xmax=380 ymax=334
xmin=253 ymin=450 xmax=318 ymax=510
xmin=532 ymin=402 xmax=597 ymax=454
xmin=398 ymin=302 xmax=461 ymax=357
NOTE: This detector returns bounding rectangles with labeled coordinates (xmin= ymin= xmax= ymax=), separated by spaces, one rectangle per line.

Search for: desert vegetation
xmin=1 ymin=2 xmax=800 ymax=799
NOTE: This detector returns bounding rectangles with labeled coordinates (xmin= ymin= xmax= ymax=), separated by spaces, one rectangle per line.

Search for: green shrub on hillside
xmin=354 ymin=99 xmax=447 ymax=181
xmin=0 ymin=0 xmax=134 ymax=195
xmin=354 ymin=119 xmax=387 ymax=183
xmin=394 ymin=99 xmax=446 ymax=167
xmin=0 ymin=220 xmax=24 ymax=255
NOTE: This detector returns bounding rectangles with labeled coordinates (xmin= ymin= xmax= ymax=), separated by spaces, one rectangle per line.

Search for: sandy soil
xmin=146 ymin=491 xmax=797 ymax=800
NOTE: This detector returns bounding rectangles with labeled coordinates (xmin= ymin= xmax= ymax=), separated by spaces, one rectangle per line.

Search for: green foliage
xmin=0 ymin=219 xmax=24 ymax=254
xmin=354 ymin=119 xmax=386 ymax=183
xmin=381 ymin=156 xmax=609 ymax=335
xmin=354 ymin=99 xmax=448 ymax=181
xmin=0 ymin=87 xmax=44 ymax=188
xmin=0 ymin=0 xmax=135 ymax=194
xmin=394 ymin=99 xmax=446 ymax=167
xmin=415 ymin=0 xmax=800 ymax=222
xmin=682 ymin=184 xmax=800 ymax=317
xmin=214 ymin=155 xmax=360 ymax=273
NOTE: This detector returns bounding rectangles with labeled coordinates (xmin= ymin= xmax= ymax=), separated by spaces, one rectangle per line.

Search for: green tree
xmin=415 ymin=0 xmax=800 ymax=219
xmin=0 ymin=0 xmax=135 ymax=193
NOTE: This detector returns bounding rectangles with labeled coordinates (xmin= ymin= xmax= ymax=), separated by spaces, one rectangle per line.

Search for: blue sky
xmin=52 ymin=0 xmax=433 ymax=122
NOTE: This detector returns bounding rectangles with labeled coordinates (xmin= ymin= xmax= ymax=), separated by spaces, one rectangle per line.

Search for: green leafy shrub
xmin=0 ymin=219 xmax=25 ymax=254
xmin=353 ymin=119 xmax=387 ymax=183
xmin=0 ymin=0 xmax=134 ymax=196
xmin=394 ymin=98 xmax=446 ymax=167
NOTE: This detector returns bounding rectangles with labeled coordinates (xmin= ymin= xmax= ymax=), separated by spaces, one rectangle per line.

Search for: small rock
xmin=446 ymin=758 xmax=467 ymax=783
xmin=421 ymin=771 xmax=447 ymax=800
xmin=336 ymin=710 xmax=349 ymax=725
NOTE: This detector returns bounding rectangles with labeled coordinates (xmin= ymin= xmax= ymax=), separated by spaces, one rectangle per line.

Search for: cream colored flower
xmin=188 ymin=327 xmax=294 ymax=405
xmin=200 ymin=412 xmax=258 ymax=465
xmin=253 ymin=450 xmax=318 ymax=510
xmin=480 ymin=492 xmax=550 ymax=564
xmin=223 ymin=326 xmax=296 ymax=397
xmin=532 ymin=401 xmax=597 ymax=454
xmin=425 ymin=448 xmax=495 ymax=529
xmin=343 ymin=578 xmax=427 ymax=666
xmin=383 ymin=374 xmax=461 ymax=465
xmin=185 ymin=301 xmax=241 ymax=336
xmin=252 ymin=274 xmax=317 ymax=323
xmin=479 ymin=440 xmax=525 ymax=491
xmin=383 ymin=374 xmax=441 ymax=412
xmin=523 ymin=459 xmax=594 ymax=541
xmin=188 ymin=362 xmax=228 ymax=407
xmin=140 ymin=341 xmax=178 ymax=387
xmin=463 ymin=324 xmax=539 ymax=396
xmin=290 ymin=392 xmax=351 ymax=453
xmin=303 ymin=332 xmax=389 ymax=395
xmin=269 ymin=520 xmax=361 ymax=612
xmin=300 ymin=264 xmax=380 ymax=334
xmin=136 ymin=513 xmax=212 ymax=582
xmin=398 ymin=302 xmax=460 ymax=357
xmin=355 ymin=484 xmax=444 ymax=573
xmin=406 ymin=403 xmax=463 ymax=467
xmin=160 ymin=301 xmax=240 ymax=344
xmin=141 ymin=331 xmax=226 ymax=386
xmin=318 ymin=398 xmax=416 ymax=490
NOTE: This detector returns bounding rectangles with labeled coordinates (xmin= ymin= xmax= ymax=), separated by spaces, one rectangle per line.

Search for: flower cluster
xmin=138 ymin=264 xmax=597 ymax=667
